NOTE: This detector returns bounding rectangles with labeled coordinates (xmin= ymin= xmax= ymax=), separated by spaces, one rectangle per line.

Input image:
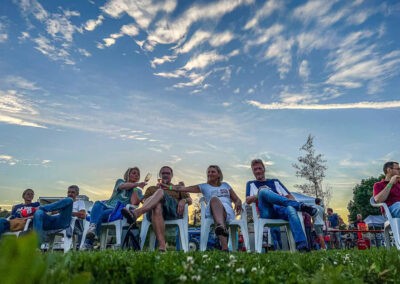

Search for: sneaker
xmin=121 ymin=208 xmax=137 ymax=225
xmin=300 ymin=204 xmax=318 ymax=217
xmin=85 ymin=224 xmax=97 ymax=241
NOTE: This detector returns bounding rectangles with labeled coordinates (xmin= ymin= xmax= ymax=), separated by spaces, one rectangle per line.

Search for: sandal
xmin=215 ymin=224 xmax=229 ymax=238
xmin=121 ymin=208 xmax=137 ymax=225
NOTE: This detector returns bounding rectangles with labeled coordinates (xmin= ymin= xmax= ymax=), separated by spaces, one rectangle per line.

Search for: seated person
xmin=0 ymin=188 xmax=40 ymax=237
xmin=159 ymin=165 xmax=241 ymax=252
xmin=245 ymin=159 xmax=317 ymax=252
xmin=84 ymin=167 xmax=146 ymax=248
xmin=121 ymin=166 xmax=192 ymax=252
xmin=373 ymin=161 xmax=400 ymax=217
xmin=33 ymin=185 xmax=86 ymax=244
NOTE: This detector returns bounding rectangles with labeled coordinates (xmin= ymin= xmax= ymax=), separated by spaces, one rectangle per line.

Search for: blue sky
xmin=1 ymin=0 xmax=399 ymax=219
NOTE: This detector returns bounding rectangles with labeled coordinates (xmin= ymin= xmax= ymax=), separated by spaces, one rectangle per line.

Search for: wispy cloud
xmin=4 ymin=76 xmax=40 ymax=90
xmin=244 ymin=0 xmax=283 ymax=30
xmin=247 ymin=100 xmax=400 ymax=110
xmin=84 ymin=15 xmax=104 ymax=31
xmin=0 ymin=20 xmax=8 ymax=43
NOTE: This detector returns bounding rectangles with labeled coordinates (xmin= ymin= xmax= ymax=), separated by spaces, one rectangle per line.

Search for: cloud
xmin=151 ymin=55 xmax=177 ymax=68
xmin=0 ymin=21 xmax=8 ymax=43
xmin=244 ymin=0 xmax=283 ymax=30
xmin=99 ymin=23 xmax=139 ymax=48
xmin=247 ymin=100 xmax=400 ymax=110
xmin=33 ymin=35 xmax=75 ymax=65
xmin=299 ymin=60 xmax=310 ymax=80
xmin=4 ymin=76 xmax=40 ymax=90
xmin=244 ymin=24 xmax=284 ymax=50
xmin=265 ymin=36 xmax=294 ymax=78
xmin=209 ymin=31 xmax=234 ymax=47
xmin=84 ymin=15 xmax=104 ymax=31
xmin=0 ymin=155 xmax=18 ymax=166
xmin=183 ymin=51 xmax=227 ymax=71
xmin=175 ymin=30 xmax=211 ymax=54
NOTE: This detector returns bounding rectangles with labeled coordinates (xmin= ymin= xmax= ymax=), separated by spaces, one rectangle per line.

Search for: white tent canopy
xmin=364 ymin=215 xmax=386 ymax=227
xmin=292 ymin=192 xmax=316 ymax=205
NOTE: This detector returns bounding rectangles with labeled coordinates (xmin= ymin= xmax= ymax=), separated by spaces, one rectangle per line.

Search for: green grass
xmin=1 ymin=234 xmax=399 ymax=284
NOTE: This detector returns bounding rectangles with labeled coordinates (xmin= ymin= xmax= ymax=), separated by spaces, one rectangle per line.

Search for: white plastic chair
xmin=370 ymin=196 xmax=400 ymax=250
xmin=46 ymin=217 xmax=80 ymax=253
xmin=3 ymin=218 xmax=32 ymax=237
xmin=199 ymin=197 xmax=250 ymax=252
xmin=251 ymin=202 xmax=302 ymax=253
xmin=140 ymin=204 xmax=189 ymax=252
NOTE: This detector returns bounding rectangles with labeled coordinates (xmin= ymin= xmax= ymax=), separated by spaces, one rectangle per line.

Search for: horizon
xmin=1 ymin=0 xmax=399 ymax=222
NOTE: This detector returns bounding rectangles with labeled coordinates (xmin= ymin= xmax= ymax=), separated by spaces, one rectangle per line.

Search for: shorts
xmin=314 ymin=225 xmax=324 ymax=236
xmin=146 ymin=192 xmax=182 ymax=221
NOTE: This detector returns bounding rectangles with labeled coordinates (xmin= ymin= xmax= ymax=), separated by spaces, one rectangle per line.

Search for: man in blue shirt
xmin=245 ymin=158 xmax=317 ymax=251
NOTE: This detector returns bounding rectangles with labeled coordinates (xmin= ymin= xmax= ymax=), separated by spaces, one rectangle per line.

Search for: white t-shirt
xmin=198 ymin=182 xmax=235 ymax=222
xmin=313 ymin=204 xmax=325 ymax=225
xmin=73 ymin=199 xmax=86 ymax=213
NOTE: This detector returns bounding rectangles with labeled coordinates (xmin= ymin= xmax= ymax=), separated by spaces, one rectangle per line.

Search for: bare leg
xmin=151 ymin=202 xmax=166 ymax=251
xmin=209 ymin=197 xmax=228 ymax=250
xmin=318 ymin=236 xmax=326 ymax=249
xmin=134 ymin=189 xmax=164 ymax=218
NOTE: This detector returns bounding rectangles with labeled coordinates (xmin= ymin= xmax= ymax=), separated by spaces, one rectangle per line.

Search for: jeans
xmin=257 ymin=189 xmax=306 ymax=245
xmin=270 ymin=226 xmax=282 ymax=250
xmin=89 ymin=201 xmax=113 ymax=236
xmin=389 ymin=202 xmax=400 ymax=218
xmin=0 ymin=218 xmax=10 ymax=237
xmin=33 ymin=197 xmax=73 ymax=243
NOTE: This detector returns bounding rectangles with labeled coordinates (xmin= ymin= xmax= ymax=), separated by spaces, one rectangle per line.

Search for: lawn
xmin=1 ymin=234 xmax=399 ymax=284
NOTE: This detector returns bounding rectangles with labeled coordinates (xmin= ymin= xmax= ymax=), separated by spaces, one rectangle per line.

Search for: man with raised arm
xmin=373 ymin=161 xmax=400 ymax=217
xmin=245 ymin=158 xmax=317 ymax=252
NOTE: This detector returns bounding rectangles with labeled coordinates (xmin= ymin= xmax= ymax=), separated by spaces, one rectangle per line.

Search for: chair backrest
xmin=251 ymin=203 xmax=260 ymax=223
xmin=370 ymin=196 xmax=392 ymax=222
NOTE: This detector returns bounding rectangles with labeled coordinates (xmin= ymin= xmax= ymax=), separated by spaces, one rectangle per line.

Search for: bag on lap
xmin=108 ymin=201 xmax=125 ymax=222
xmin=9 ymin=218 xmax=27 ymax=232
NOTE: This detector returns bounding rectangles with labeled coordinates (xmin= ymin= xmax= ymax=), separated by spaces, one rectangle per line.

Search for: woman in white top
xmin=167 ymin=165 xmax=242 ymax=251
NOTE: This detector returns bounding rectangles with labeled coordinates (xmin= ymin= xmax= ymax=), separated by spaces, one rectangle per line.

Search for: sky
xmin=0 ymin=0 xmax=399 ymax=220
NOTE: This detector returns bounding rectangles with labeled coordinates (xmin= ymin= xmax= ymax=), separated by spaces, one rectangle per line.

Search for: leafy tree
xmin=189 ymin=197 xmax=201 ymax=227
xmin=293 ymin=134 xmax=330 ymax=205
xmin=347 ymin=176 xmax=383 ymax=222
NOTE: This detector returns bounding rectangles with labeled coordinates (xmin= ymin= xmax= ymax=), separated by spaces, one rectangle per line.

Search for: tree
xmin=293 ymin=134 xmax=331 ymax=205
xmin=347 ymin=176 xmax=383 ymax=222
xmin=189 ymin=197 xmax=201 ymax=227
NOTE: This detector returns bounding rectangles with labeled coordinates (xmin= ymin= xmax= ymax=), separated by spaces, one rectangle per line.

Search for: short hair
xmin=251 ymin=159 xmax=265 ymax=170
xmin=22 ymin=188 xmax=34 ymax=198
xmin=159 ymin=166 xmax=173 ymax=177
xmin=68 ymin=185 xmax=79 ymax=194
xmin=327 ymin=208 xmax=333 ymax=213
xmin=207 ymin=165 xmax=223 ymax=185
xmin=315 ymin=198 xmax=322 ymax=205
xmin=383 ymin=161 xmax=399 ymax=174
xmin=124 ymin=167 xmax=140 ymax=181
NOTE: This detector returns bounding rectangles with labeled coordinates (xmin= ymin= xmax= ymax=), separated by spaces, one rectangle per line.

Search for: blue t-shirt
xmin=328 ymin=213 xmax=339 ymax=227
xmin=245 ymin=179 xmax=290 ymax=197
xmin=198 ymin=182 xmax=235 ymax=221
xmin=11 ymin=202 xmax=40 ymax=219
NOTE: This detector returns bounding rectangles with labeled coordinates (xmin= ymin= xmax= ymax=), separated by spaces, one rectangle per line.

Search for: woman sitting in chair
xmin=0 ymin=188 xmax=40 ymax=237
xmin=168 ymin=165 xmax=242 ymax=251
xmin=83 ymin=167 xmax=146 ymax=249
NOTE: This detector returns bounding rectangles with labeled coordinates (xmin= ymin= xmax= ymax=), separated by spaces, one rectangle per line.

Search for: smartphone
xmin=144 ymin=173 xmax=152 ymax=182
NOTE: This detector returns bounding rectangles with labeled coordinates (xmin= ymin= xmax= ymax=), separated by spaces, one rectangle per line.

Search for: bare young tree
xmin=189 ymin=197 xmax=201 ymax=226
xmin=293 ymin=134 xmax=331 ymax=205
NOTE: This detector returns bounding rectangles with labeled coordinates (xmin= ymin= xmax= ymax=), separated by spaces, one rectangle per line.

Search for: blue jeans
xmin=0 ymin=218 xmax=10 ymax=237
xmin=33 ymin=197 xmax=73 ymax=243
xmin=89 ymin=201 xmax=113 ymax=236
xmin=258 ymin=189 xmax=306 ymax=245
xmin=270 ymin=226 xmax=282 ymax=250
xmin=389 ymin=202 xmax=400 ymax=218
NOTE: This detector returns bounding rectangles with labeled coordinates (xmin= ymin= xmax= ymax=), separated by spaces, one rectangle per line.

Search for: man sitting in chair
xmin=245 ymin=159 xmax=317 ymax=252
xmin=33 ymin=185 xmax=86 ymax=245
xmin=121 ymin=166 xmax=192 ymax=252
xmin=373 ymin=161 xmax=400 ymax=217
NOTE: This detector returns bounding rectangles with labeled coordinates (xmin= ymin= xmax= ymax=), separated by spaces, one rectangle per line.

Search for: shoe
xmin=121 ymin=208 xmax=137 ymax=224
xmin=85 ymin=224 xmax=97 ymax=241
xmin=215 ymin=224 xmax=229 ymax=237
xmin=301 ymin=204 xmax=318 ymax=217
xmin=296 ymin=241 xmax=310 ymax=253
xmin=81 ymin=240 xmax=94 ymax=251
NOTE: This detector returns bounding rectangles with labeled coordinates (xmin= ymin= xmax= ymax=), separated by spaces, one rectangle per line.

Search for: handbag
xmin=108 ymin=201 xmax=125 ymax=222
xmin=9 ymin=218 xmax=27 ymax=232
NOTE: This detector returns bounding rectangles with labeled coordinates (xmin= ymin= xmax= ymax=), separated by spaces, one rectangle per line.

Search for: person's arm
xmin=72 ymin=209 xmax=86 ymax=219
xmin=119 ymin=181 xmax=147 ymax=191
xmin=374 ymin=175 xmax=399 ymax=203
xmin=245 ymin=181 xmax=257 ymax=204
xmin=229 ymin=188 xmax=242 ymax=214
xmin=170 ymin=184 xmax=202 ymax=193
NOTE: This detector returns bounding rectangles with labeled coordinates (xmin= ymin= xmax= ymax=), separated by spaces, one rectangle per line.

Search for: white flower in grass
xmin=215 ymin=265 xmax=220 ymax=269
xmin=179 ymin=275 xmax=187 ymax=282
xmin=236 ymin=268 xmax=245 ymax=274
xmin=251 ymin=267 xmax=257 ymax=272
xmin=202 ymin=254 xmax=209 ymax=259
xmin=186 ymin=256 xmax=194 ymax=264
xmin=229 ymin=254 xmax=236 ymax=260
xmin=191 ymin=275 xmax=201 ymax=281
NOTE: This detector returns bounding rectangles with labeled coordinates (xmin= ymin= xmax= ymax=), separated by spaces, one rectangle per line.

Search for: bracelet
xmin=169 ymin=185 xmax=173 ymax=191
xmin=387 ymin=183 xmax=393 ymax=190
xmin=254 ymin=194 xmax=258 ymax=200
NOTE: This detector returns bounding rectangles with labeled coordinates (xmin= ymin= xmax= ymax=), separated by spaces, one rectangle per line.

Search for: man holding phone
xmin=373 ymin=161 xmax=400 ymax=217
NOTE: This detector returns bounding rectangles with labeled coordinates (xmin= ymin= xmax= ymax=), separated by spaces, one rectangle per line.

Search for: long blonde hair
xmin=124 ymin=167 xmax=140 ymax=182
xmin=207 ymin=165 xmax=223 ymax=186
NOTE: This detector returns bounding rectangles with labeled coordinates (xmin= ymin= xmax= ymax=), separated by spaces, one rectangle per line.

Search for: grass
xmin=1 ymin=234 xmax=399 ymax=284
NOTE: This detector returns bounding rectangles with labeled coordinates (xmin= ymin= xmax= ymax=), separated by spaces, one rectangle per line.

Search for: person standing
xmin=313 ymin=198 xmax=326 ymax=250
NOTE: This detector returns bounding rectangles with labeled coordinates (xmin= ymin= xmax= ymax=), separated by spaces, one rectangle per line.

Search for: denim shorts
xmin=146 ymin=192 xmax=182 ymax=221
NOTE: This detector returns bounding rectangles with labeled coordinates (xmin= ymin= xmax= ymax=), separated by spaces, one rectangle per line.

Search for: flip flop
xmin=215 ymin=224 xmax=229 ymax=237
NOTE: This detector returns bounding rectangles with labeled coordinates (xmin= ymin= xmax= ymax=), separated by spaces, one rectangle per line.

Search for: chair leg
xmin=115 ymin=222 xmax=122 ymax=248
xmin=286 ymin=226 xmax=296 ymax=253
xmin=177 ymin=223 xmax=188 ymax=252
xmin=255 ymin=224 xmax=263 ymax=253
xmin=391 ymin=219 xmax=400 ymax=250
xmin=149 ymin=230 xmax=156 ymax=251
xmin=384 ymin=225 xmax=391 ymax=249
xmin=200 ymin=223 xmax=211 ymax=251
xmin=80 ymin=221 xmax=90 ymax=250
xmin=230 ymin=226 xmax=238 ymax=251
xmin=241 ymin=225 xmax=251 ymax=252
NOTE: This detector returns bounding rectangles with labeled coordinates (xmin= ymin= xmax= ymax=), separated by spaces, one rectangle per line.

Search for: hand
xmin=136 ymin=182 xmax=147 ymax=188
xmin=246 ymin=196 xmax=256 ymax=204
xmin=389 ymin=175 xmax=400 ymax=185
xmin=177 ymin=199 xmax=186 ymax=215
xmin=178 ymin=181 xmax=185 ymax=187
xmin=234 ymin=200 xmax=242 ymax=215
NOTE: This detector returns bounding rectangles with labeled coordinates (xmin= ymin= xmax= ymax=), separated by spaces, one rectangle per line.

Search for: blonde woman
xmin=84 ymin=167 xmax=146 ymax=248
xmin=168 ymin=165 xmax=242 ymax=251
